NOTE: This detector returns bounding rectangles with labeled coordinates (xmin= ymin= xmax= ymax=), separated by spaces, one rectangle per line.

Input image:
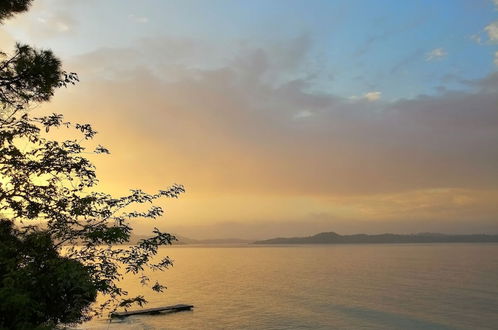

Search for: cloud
xmin=348 ymin=91 xmax=382 ymax=101
xmin=38 ymin=37 xmax=498 ymax=234
xmin=293 ymin=110 xmax=313 ymax=120
xmin=469 ymin=33 xmax=484 ymax=45
xmin=485 ymin=21 xmax=498 ymax=42
xmin=4 ymin=9 xmax=76 ymax=38
xmin=58 ymin=38 xmax=498 ymax=196
xmin=36 ymin=15 xmax=71 ymax=32
xmin=36 ymin=12 xmax=75 ymax=33
xmin=495 ymin=51 xmax=498 ymax=66
xmin=363 ymin=91 xmax=381 ymax=101
xmin=425 ymin=48 xmax=447 ymax=61
xmin=129 ymin=14 xmax=149 ymax=24
xmin=0 ymin=0 xmax=106 ymax=39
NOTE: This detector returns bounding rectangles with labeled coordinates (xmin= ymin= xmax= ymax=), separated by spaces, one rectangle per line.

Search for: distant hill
xmin=254 ymin=232 xmax=498 ymax=244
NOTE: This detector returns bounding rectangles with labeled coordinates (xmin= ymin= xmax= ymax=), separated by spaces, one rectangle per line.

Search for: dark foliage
xmin=0 ymin=0 xmax=33 ymax=23
xmin=0 ymin=43 xmax=77 ymax=110
xmin=0 ymin=220 xmax=97 ymax=329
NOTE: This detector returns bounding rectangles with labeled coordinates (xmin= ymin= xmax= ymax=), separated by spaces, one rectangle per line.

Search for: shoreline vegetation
xmin=253 ymin=232 xmax=498 ymax=244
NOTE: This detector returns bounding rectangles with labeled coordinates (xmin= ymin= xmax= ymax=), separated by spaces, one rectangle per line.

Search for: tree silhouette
xmin=0 ymin=219 xmax=97 ymax=328
xmin=0 ymin=1 xmax=184 ymax=327
xmin=0 ymin=0 xmax=33 ymax=23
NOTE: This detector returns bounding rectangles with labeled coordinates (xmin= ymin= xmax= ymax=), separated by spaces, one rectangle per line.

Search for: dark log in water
xmin=111 ymin=304 xmax=194 ymax=318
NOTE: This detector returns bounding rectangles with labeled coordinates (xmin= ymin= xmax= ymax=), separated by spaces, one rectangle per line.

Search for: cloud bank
xmin=31 ymin=34 xmax=497 ymax=237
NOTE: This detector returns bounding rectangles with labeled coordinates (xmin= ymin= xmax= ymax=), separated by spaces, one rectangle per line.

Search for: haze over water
xmin=84 ymin=244 xmax=498 ymax=330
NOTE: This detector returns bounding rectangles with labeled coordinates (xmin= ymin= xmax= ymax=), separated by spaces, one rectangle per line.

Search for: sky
xmin=1 ymin=0 xmax=498 ymax=239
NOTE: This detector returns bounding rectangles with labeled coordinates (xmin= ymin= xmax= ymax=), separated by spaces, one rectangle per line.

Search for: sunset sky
xmin=2 ymin=0 xmax=498 ymax=239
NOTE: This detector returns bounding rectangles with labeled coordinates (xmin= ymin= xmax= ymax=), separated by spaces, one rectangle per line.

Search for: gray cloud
xmin=59 ymin=36 xmax=498 ymax=196
xmin=34 ymin=35 xmax=498 ymax=237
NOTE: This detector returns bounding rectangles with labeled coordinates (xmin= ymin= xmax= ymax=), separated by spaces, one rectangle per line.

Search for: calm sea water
xmin=82 ymin=244 xmax=498 ymax=330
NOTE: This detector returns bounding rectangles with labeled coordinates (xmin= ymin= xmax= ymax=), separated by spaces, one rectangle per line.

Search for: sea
xmin=81 ymin=243 xmax=498 ymax=329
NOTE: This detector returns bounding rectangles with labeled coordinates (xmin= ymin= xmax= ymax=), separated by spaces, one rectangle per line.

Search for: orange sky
xmin=34 ymin=67 xmax=498 ymax=239
xmin=2 ymin=0 xmax=498 ymax=239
